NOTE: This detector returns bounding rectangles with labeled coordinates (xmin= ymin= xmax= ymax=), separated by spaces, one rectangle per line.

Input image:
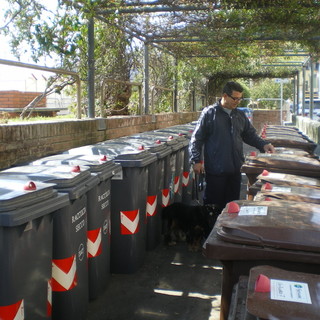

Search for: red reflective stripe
xmin=120 ymin=210 xmax=140 ymax=234
xmin=182 ymin=171 xmax=189 ymax=187
xmin=0 ymin=300 xmax=24 ymax=320
xmin=52 ymin=255 xmax=77 ymax=291
xmin=146 ymin=195 xmax=157 ymax=216
xmin=87 ymin=228 xmax=102 ymax=258
xmin=162 ymin=189 xmax=170 ymax=207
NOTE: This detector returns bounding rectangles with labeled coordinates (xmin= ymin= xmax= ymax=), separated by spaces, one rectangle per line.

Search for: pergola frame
xmin=72 ymin=1 xmax=320 ymax=118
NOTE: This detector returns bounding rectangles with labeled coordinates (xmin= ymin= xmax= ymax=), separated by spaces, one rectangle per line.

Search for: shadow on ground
xmin=87 ymin=243 xmax=223 ymax=320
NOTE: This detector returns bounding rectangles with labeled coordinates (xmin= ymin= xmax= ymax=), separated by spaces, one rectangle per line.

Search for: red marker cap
xmin=24 ymin=181 xmax=37 ymax=191
xmin=228 ymin=201 xmax=240 ymax=213
xmin=264 ymin=182 xmax=273 ymax=190
xmin=255 ymin=274 xmax=270 ymax=293
xmin=71 ymin=165 xmax=81 ymax=172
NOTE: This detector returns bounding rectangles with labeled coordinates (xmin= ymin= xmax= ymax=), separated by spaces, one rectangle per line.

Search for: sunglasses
xmin=226 ymin=93 xmax=243 ymax=102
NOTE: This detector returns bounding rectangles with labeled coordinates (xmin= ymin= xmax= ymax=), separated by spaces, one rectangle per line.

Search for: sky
xmin=0 ymin=1 xmax=57 ymax=92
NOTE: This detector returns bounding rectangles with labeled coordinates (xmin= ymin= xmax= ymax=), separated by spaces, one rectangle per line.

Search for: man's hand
xmin=263 ymin=143 xmax=275 ymax=153
xmin=193 ymin=162 xmax=204 ymax=175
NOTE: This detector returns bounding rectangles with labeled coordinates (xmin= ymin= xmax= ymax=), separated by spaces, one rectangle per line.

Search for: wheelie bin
xmin=0 ymin=164 xmax=100 ymax=320
xmin=132 ymin=131 xmax=188 ymax=204
xmin=115 ymin=136 xmax=172 ymax=249
xmin=204 ymin=199 xmax=320 ymax=320
xmin=32 ymin=153 xmax=122 ymax=300
xmin=0 ymin=178 xmax=69 ymax=320
xmin=156 ymin=124 xmax=196 ymax=205
xmin=67 ymin=142 xmax=157 ymax=273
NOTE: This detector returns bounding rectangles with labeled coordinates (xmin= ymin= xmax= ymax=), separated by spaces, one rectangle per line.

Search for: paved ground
xmin=87 ymin=244 xmax=223 ymax=320
xmin=87 ymin=144 xmax=253 ymax=320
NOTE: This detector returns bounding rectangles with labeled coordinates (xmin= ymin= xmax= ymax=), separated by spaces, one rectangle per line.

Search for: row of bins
xmin=0 ymin=123 xmax=196 ymax=320
xmin=203 ymin=124 xmax=320 ymax=320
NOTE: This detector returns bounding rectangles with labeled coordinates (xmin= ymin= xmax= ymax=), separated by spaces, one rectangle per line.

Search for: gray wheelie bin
xmin=67 ymin=142 xmax=157 ymax=273
xmin=156 ymin=124 xmax=196 ymax=205
xmin=115 ymin=136 xmax=172 ymax=250
xmin=133 ymin=131 xmax=188 ymax=204
xmin=32 ymin=153 xmax=122 ymax=300
xmin=0 ymin=165 xmax=100 ymax=320
xmin=0 ymin=178 xmax=69 ymax=320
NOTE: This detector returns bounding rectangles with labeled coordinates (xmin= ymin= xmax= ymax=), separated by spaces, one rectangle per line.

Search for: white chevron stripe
xmin=174 ymin=176 xmax=180 ymax=193
xmin=146 ymin=196 xmax=157 ymax=216
xmin=14 ymin=300 xmax=24 ymax=320
xmin=162 ymin=192 xmax=170 ymax=207
xmin=182 ymin=173 xmax=189 ymax=187
xmin=52 ymin=255 xmax=77 ymax=290
xmin=120 ymin=211 xmax=139 ymax=234
xmin=47 ymin=281 xmax=52 ymax=310
xmin=87 ymin=228 xmax=102 ymax=257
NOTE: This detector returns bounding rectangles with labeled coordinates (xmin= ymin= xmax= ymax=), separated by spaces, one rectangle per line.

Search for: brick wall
xmin=252 ymin=109 xmax=289 ymax=134
xmin=1 ymin=109 xmax=317 ymax=170
xmin=0 ymin=90 xmax=47 ymax=109
xmin=0 ymin=112 xmax=199 ymax=169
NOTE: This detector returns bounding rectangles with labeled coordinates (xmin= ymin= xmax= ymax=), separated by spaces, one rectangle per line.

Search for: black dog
xmin=161 ymin=202 xmax=221 ymax=251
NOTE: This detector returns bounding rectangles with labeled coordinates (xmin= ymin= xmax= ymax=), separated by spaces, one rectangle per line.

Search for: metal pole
xmin=302 ymin=66 xmax=306 ymax=116
xmin=144 ymin=42 xmax=149 ymax=114
xmin=280 ymin=81 xmax=283 ymax=125
xmin=310 ymin=58 xmax=314 ymax=119
xmin=0 ymin=58 xmax=82 ymax=119
xmin=293 ymin=74 xmax=296 ymax=115
xmin=174 ymin=58 xmax=178 ymax=112
xmin=296 ymin=71 xmax=300 ymax=115
xmin=87 ymin=16 xmax=95 ymax=118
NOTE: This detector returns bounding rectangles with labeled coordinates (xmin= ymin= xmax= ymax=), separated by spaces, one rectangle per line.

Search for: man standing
xmin=189 ymin=81 xmax=274 ymax=211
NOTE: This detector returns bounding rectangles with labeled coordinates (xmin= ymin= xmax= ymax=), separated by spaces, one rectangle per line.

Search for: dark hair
xmin=222 ymin=81 xmax=244 ymax=96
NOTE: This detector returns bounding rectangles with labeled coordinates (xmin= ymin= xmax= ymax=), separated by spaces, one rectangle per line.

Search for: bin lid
xmin=32 ymin=153 xmax=122 ymax=181
xmin=257 ymin=171 xmax=320 ymax=189
xmin=153 ymin=130 xmax=190 ymax=147
xmin=0 ymin=178 xmax=57 ymax=211
xmin=247 ymin=265 xmax=320 ymax=320
xmin=242 ymin=154 xmax=320 ymax=178
xmin=262 ymin=136 xmax=316 ymax=152
xmin=68 ymin=142 xmax=157 ymax=168
xmin=133 ymin=131 xmax=188 ymax=151
xmin=273 ymin=147 xmax=310 ymax=157
xmin=116 ymin=136 xmax=172 ymax=159
xmin=0 ymin=164 xmax=100 ymax=200
xmin=216 ymin=200 xmax=320 ymax=253
xmin=246 ymin=153 xmax=320 ymax=171
xmin=257 ymin=183 xmax=320 ymax=204
xmin=156 ymin=126 xmax=194 ymax=139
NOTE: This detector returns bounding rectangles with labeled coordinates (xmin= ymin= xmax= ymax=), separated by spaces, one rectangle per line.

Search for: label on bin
xmin=272 ymin=186 xmax=292 ymax=193
xmin=120 ymin=209 xmax=140 ymax=234
xmin=112 ymin=169 xmax=123 ymax=180
xmin=270 ymin=279 xmax=312 ymax=304
xmin=238 ymin=206 xmax=268 ymax=216
xmin=72 ymin=206 xmax=87 ymax=233
xmin=0 ymin=300 xmax=24 ymax=320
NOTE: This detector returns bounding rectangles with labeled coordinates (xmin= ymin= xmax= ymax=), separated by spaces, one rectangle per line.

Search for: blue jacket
xmin=189 ymin=102 xmax=268 ymax=175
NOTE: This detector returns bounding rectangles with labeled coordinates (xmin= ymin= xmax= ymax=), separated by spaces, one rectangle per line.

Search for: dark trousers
xmin=203 ymin=172 xmax=242 ymax=210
